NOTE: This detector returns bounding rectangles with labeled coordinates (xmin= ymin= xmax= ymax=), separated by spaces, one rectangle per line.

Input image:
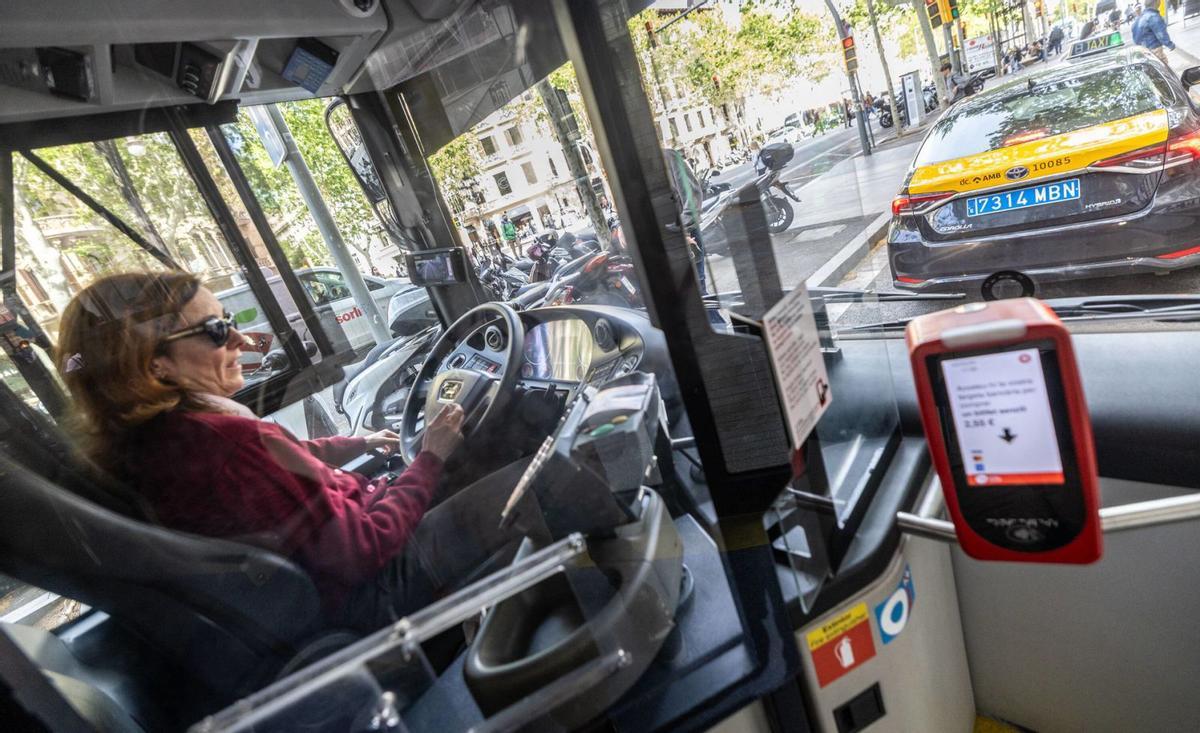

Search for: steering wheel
xmin=398 ymin=302 xmax=525 ymax=464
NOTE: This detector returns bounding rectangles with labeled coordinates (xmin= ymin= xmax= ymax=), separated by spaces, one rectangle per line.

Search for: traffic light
xmin=711 ymin=73 xmax=720 ymax=90
xmin=645 ymin=20 xmax=656 ymax=48
xmin=1032 ymin=0 xmax=1043 ymax=16
xmin=841 ymin=34 xmax=858 ymax=73
xmin=925 ymin=0 xmax=944 ymax=29
xmin=947 ymin=0 xmax=959 ymax=19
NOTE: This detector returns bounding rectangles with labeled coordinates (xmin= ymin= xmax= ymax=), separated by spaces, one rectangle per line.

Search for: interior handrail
xmin=897 ymin=491 xmax=1200 ymax=543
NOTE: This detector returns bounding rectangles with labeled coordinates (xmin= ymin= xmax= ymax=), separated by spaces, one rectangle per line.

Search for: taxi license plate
xmin=966 ymin=178 xmax=1081 ymax=217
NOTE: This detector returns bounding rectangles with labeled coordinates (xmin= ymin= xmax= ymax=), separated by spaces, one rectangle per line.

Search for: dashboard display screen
xmin=407 ymin=249 xmax=465 ymax=286
xmin=522 ymin=320 xmax=593 ymax=381
xmin=940 ymin=347 xmax=1065 ymax=486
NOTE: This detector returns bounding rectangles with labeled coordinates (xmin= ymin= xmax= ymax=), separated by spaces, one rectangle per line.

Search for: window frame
xmin=494 ymin=171 xmax=512 ymax=195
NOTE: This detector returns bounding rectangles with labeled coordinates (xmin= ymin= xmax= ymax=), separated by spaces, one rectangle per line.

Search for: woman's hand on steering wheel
xmin=422 ymin=404 xmax=465 ymax=461
xmin=398 ymin=302 xmax=525 ymax=465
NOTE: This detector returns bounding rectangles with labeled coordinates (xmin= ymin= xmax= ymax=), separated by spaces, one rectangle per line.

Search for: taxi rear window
xmin=914 ymin=66 xmax=1169 ymax=167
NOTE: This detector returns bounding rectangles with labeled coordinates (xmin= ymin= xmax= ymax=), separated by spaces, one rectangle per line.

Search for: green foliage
xmin=428 ymin=133 xmax=484 ymax=192
xmin=223 ymin=99 xmax=385 ymax=268
xmin=13 ymin=132 xmax=219 ymax=274
xmin=665 ymin=6 xmax=836 ymax=109
xmin=843 ymin=0 xmax=921 ymax=60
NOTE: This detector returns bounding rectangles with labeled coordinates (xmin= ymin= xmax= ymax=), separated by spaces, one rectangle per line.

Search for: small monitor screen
xmin=408 ymin=249 xmax=463 ymax=286
xmin=940 ymin=348 xmax=1064 ymax=487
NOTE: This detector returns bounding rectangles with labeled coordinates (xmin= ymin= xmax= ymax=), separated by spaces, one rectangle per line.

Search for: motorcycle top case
xmin=757 ymin=142 xmax=795 ymax=171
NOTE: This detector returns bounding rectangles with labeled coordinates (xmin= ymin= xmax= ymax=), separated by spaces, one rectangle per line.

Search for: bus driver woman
xmin=55 ymin=271 xmax=531 ymax=631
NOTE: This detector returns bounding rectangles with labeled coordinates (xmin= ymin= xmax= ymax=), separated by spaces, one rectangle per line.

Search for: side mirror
xmin=1182 ymin=66 xmax=1200 ymax=89
xmin=261 ymin=350 xmax=289 ymax=372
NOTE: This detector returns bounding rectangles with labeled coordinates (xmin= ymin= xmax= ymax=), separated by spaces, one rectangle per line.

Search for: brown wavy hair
xmin=55 ymin=271 xmax=217 ymax=467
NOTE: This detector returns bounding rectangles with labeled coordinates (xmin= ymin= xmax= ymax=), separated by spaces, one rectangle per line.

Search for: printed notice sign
xmin=805 ymin=603 xmax=876 ymax=687
xmin=763 ymin=284 xmax=831 ymax=448
xmin=941 ymin=348 xmax=1064 ymax=486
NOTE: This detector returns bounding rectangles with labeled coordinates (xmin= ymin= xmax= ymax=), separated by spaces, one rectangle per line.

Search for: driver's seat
xmin=0 ymin=454 xmax=334 ymax=698
xmin=0 ymin=391 xmax=349 ymax=710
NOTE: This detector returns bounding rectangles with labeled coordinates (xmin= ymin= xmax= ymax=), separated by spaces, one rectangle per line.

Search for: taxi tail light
xmin=1093 ymin=142 xmax=1167 ymax=170
xmin=1165 ymin=127 xmax=1200 ymax=166
xmin=891 ymin=191 xmax=953 ymax=216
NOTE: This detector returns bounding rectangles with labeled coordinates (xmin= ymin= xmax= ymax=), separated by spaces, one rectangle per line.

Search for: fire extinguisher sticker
xmin=875 ymin=564 xmax=916 ymax=645
xmin=806 ymin=602 xmax=876 ymax=687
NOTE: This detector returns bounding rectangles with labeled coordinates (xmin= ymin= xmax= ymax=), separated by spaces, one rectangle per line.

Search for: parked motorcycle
xmin=339 ymin=326 xmax=441 ymax=435
xmin=543 ymin=251 xmax=643 ymax=309
xmin=476 ymin=251 xmax=530 ymax=300
xmin=697 ymin=143 xmax=801 ymax=255
xmin=878 ymin=72 xmax=984 ymax=128
xmin=524 ymin=230 xmax=598 ymax=283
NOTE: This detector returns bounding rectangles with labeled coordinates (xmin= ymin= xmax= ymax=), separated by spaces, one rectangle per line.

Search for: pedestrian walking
xmin=1132 ymin=0 xmax=1175 ymax=67
xmin=940 ymin=62 xmax=974 ymax=103
xmin=1048 ymin=25 xmax=1065 ymax=56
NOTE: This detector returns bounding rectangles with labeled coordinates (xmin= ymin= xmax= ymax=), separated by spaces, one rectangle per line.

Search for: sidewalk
xmin=1162 ymin=15 xmax=1200 ymax=69
xmin=703 ymin=137 xmax=922 ymax=292
xmin=790 ymin=141 xmax=918 ymax=229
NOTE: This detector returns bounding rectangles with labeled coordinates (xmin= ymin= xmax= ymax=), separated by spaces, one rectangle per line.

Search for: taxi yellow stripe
xmin=907 ymin=109 xmax=1169 ymax=195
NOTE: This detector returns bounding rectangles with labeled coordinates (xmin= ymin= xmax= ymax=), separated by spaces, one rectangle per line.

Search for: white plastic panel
xmin=954 ymin=477 xmax=1200 ymax=732
xmin=796 ymin=538 xmax=976 ymax=732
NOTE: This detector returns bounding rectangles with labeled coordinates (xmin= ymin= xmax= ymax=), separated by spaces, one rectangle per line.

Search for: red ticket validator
xmin=906 ymin=298 xmax=1101 ymax=563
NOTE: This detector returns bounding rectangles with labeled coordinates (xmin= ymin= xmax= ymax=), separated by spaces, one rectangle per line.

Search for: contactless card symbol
xmin=874 ymin=565 xmax=915 ymax=645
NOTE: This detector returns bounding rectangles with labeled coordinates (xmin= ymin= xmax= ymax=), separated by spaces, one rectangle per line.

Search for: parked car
xmin=216 ymin=266 xmax=435 ymax=359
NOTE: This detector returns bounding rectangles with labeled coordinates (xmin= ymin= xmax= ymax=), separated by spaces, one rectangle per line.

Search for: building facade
xmin=452 ymin=107 xmax=606 ymax=250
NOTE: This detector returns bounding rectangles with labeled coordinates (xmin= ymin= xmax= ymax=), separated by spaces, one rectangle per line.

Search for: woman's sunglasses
xmin=161 ymin=312 xmax=238 ymax=348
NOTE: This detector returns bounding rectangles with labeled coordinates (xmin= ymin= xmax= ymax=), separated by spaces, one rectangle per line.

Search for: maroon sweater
xmin=119 ymin=410 xmax=443 ymax=614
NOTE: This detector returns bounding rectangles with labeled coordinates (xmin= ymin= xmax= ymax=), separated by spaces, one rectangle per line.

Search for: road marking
xmin=784 ymin=138 xmax=858 ymax=182
xmin=805 ymin=211 xmax=891 ymax=289
xmin=0 ymin=591 xmax=58 ymax=624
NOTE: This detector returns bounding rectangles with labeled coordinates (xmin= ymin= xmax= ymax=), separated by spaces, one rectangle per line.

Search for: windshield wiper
xmin=810 ymin=287 xmax=966 ymax=304
xmin=704 ymin=287 xmax=965 ymax=309
xmin=839 ymin=294 xmax=1200 ymax=334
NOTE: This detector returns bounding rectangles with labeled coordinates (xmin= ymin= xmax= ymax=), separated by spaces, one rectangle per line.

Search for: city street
xmin=709 ymin=30 xmax=1200 ymax=333
xmin=703 ymin=120 xmax=918 ymax=295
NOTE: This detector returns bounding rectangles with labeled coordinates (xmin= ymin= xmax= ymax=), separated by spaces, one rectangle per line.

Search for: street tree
xmin=427 ymin=132 xmax=484 ymax=208
xmin=536 ymin=78 xmax=610 ymax=249
xmin=660 ymin=5 xmax=835 ymax=148
xmin=910 ymin=0 xmax=950 ymax=108
xmin=845 ymin=0 xmax=910 ymax=137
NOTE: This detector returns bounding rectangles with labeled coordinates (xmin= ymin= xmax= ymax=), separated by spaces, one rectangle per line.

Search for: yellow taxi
xmin=888 ymin=47 xmax=1200 ymax=294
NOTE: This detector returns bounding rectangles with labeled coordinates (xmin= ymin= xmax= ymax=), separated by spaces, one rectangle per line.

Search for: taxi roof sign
xmin=1067 ymin=31 xmax=1124 ymax=61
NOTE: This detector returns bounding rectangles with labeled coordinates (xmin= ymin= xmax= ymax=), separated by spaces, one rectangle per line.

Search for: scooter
xmin=699 ymin=144 xmax=801 ymax=255
xmin=543 ymin=251 xmax=643 ymax=309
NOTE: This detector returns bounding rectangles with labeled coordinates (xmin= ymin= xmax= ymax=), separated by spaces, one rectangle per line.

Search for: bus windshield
xmin=3 ymin=1 xmax=1200 ymax=732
